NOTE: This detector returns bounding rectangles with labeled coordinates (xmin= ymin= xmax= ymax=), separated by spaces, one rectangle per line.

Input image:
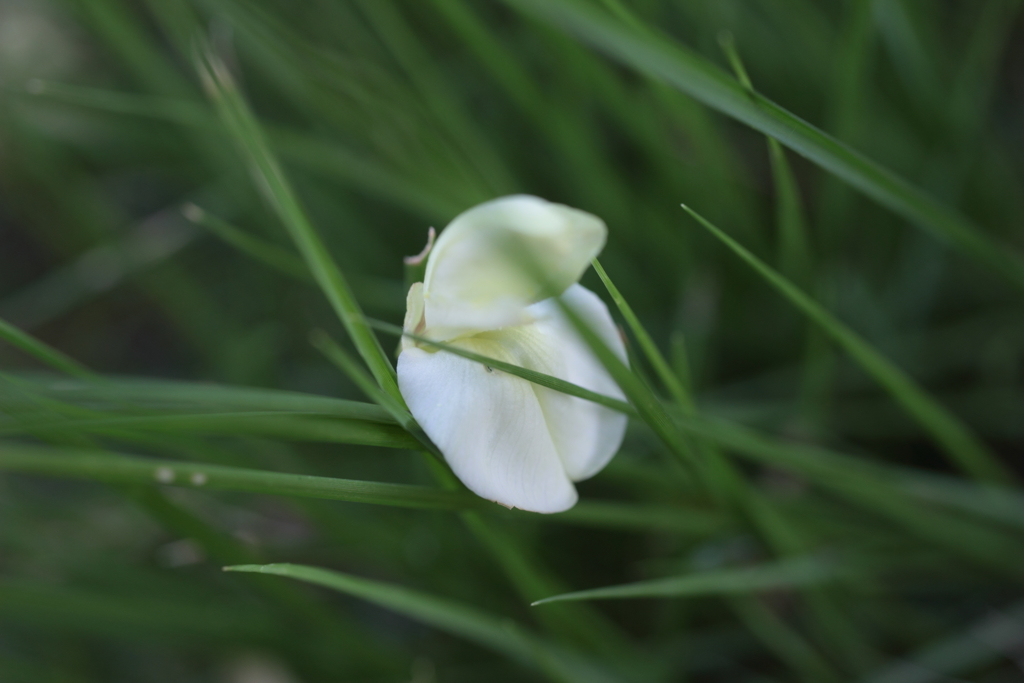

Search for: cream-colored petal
xmin=496 ymin=284 xmax=628 ymax=481
xmin=422 ymin=195 xmax=606 ymax=341
xmin=397 ymin=337 xmax=578 ymax=514
xmin=401 ymin=283 xmax=426 ymax=353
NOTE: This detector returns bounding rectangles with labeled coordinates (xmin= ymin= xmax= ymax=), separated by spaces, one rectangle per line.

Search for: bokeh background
xmin=1 ymin=1 xmax=1023 ymax=681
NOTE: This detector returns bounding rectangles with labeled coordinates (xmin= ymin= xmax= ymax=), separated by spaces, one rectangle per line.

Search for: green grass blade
xmin=0 ymin=443 xmax=477 ymax=510
xmin=181 ymin=204 xmax=311 ymax=281
xmin=309 ymin=331 xmax=415 ymax=430
xmin=0 ymin=318 xmax=93 ymax=379
xmin=592 ymin=259 xmax=690 ymax=409
xmin=0 ymin=375 xmax=394 ymax=420
xmin=367 ymin=318 xmax=635 ymax=415
xmin=500 ymin=0 xmax=1024 ymax=293
xmin=22 ymin=80 xmax=456 ymax=221
xmin=533 ymin=555 xmax=840 ymax=605
xmin=682 ymin=204 xmax=1013 ymax=485
xmin=0 ymin=412 xmax=418 ymax=449
xmin=352 ymin=0 xmax=516 ymax=197
xmin=591 ymin=257 xmax=872 ymax=671
xmin=194 ymin=45 xmax=401 ymax=402
xmin=716 ymin=33 xmax=813 ymax=284
xmin=224 ymin=563 xmax=626 ymax=683
xmin=669 ymin=414 xmax=1024 ymax=576
xmin=310 ymin=331 xmax=445 ymax=461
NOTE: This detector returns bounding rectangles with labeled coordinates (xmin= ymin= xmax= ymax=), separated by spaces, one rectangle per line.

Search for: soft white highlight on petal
xmin=398 ymin=338 xmax=578 ymax=513
xmin=422 ymin=195 xmax=606 ymax=341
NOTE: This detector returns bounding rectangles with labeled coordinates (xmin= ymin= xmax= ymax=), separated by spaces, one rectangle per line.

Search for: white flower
xmin=396 ymin=195 xmax=628 ymax=513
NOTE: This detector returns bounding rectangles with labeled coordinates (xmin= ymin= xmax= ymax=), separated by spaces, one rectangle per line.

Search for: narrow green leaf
xmin=592 ymin=259 xmax=690 ymax=409
xmin=367 ymin=318 xmax=635 ymax=415
xmin=547 ymin=295 xmax=701 ymax=475
xmin=501 ymin=0 xmax=1024 ymax=293
xmin=682 ymin=204 xmax=1013 ymax=485
xmin=717 ymin=33 xmax=813 ymax=284
xmin=0 ymin=318 xmax=93 ymax=379
xmin=23 ymin=80 xmax=456 ymax=221
xmin=0 ymin=411 xmax=418 ymax=449
xmin=669 ymin=413 xmax=1024 ymax=576
xmin=310 ymin=330 xmax=445 ymax=461
xmin=0 ymin=443 xmax=476 ymax=510
xmin=181 ymin=204 xmax=311 ymax=281
xmin=194 ymin=45 xmax=401 ymax=402
xmin=225 ymin=563 xmax=626 ymax=683
xmin=309 ymin=331 xmax=415 ymax=431
xmin=0 ymin=375 xmax=394 ymax=421
xmin=533 ymin=555 xmax=840 ymax=605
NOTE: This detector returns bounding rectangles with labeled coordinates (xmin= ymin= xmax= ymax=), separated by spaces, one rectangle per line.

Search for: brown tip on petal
xmin=403 ymin=226 xmax=436 ymax=266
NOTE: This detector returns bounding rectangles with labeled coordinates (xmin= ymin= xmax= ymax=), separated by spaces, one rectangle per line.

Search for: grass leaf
xmin=501 ymin=0 xmax=1024 ymax=293
xmin=0 ymin=318 xmax=93 ymax=379
xmin=194 ymin=43 xmax=401 ymax=402
xmin=682 ymin=203 xmax=1014 ymax=485
xmin=0 ymin=442 xmax=475 ymax=510
xmin=533 ymin=555 xmax=840 ymax=605
xmin=224 ymin=563 xmax=627 ymax=683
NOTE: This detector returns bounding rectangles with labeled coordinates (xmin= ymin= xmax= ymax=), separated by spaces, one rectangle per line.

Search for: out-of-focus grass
xmin=1 ymin=1 xmax=1023 ymax=681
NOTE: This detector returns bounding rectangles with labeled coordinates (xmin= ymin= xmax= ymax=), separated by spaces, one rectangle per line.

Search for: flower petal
xmin=397 ymin=337 xmax=578 ymax=513
xmin=498 ymin=284 xmax=629 ymax=481
xmin=422 ymin=195 xmax=606 ymax=341
xmin=401 ymin=283 xmax=425 ymax=353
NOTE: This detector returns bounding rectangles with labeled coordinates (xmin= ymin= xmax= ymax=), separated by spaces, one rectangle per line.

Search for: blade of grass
xmin=128 ymin=487 xmax=393 ymax=675
xmin=533 ymin=555 xmax=840 ymax=605
xmin=311 ymin=331 xmax=450 ymax=469
xmin=500 ymin=0 xmax=1024 ymax=293
xmin=717 ymin=32 xmax=832 ymax=439
xmin=592 ymin=259 xmax=689 ymax=408
xmin=0 ymin=318 xmax=93 ymax=379
xmin=0 ymin=443 xmax=478 ymax=510
xmin=670 ymin=413 xmax=1024 ymax=577
xmin=0 ymin=412 xmax=419 ymax=449
xmin=195 ymin=44 xmax=400 ymax=402
xmin=22 ymin=79 xmax=455 ymax=221
xmin=181 ymin=203 xmax=311 ymax=281
xmin=0 ymin=375 xmax=395 ymax=420
xmin=352 ymin=0 xmax=516 ymax=197
xmin=682 ymin=203 xmax=1014 ymax=485
xmin=716 ymin=33 xmax=813 ymax=285
xmin=326 ymin=325 xmax=657 ymax=651
xmin=224 ymin=563 xmax=627 ymax=683
xmin=309 ymin=330 xmax=416 ymax=433
xmin=367 ymin=318 xmax=635 ymax=415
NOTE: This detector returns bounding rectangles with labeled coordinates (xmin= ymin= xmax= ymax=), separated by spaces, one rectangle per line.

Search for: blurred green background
xmin=1 ymin=0 xmax=1023 ymax=681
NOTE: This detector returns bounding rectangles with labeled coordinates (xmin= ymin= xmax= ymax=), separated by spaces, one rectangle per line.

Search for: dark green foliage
xmin=1 ymin=1 xmax=1023 ymax=681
